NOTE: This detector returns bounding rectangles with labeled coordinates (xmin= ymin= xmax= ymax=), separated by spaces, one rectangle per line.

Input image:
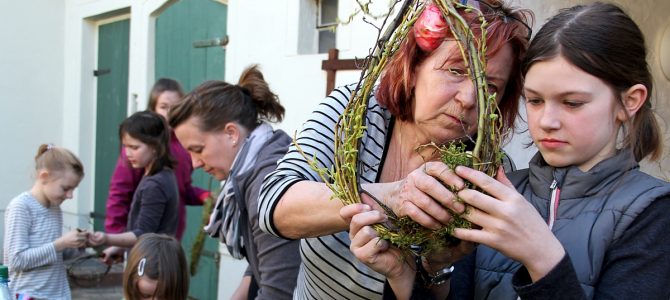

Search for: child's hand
xmin=54 ymin=229 xmax=88 ymax=251
xmin=87 ymin=231 xmax=107 ymax=247
xmin=101 ymin=246 xmax=125 ymax=265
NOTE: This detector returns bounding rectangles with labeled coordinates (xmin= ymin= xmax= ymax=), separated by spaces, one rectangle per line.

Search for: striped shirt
xmin=3 ymin=192 xmax=71 ymax=300
xmin=259 ymin=85 xmax=392 ymax=299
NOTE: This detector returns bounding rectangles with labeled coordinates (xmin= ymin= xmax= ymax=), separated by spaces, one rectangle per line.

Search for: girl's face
xmin=411 ymin=41 xmax=514 ymax=145
xmin=136 ymin=277 xmax=160 ymax=300
xmin=174 ymin=117 xmax=241 ymax=181
xmin=40 ymin=169 xmax=81 ymax=207
xmin=524 ymin=55 xmax=626 ymax=172
xmin=122 ymin=133 xmax=156 ymax=172
xmin=155 ymin=91 xmax=181 ymax=121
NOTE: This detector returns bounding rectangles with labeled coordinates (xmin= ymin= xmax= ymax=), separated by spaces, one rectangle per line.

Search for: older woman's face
xmin=411 ymin=41 xmax=514 ymax=144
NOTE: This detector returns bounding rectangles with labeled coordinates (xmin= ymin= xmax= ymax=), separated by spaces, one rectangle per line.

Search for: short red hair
xmin=376 ymin=1 xmax=533 ymax=134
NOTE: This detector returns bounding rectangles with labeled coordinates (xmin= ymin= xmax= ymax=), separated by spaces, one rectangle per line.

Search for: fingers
xmin=418 ymin=162 xmax=467 ymax=213
xmin=495 ymin=167 xmax=514 ymax=189
xmin=349 ymin=210 xmax=387 ymax=241
xmin=395 ymin=164 xmax=465 ymax=229
xmin=455 ymin=166 xmax=514 ymax=202
xmin=340 ymin=203 xmax=370 ymax=223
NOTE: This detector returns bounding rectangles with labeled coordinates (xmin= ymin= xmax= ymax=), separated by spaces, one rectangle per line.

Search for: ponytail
xmin=627 ymin=103 xmax=662 ymax=161
xmin=169 ymin=64 xmax=285 ymax=132
xmin=237 ymin=65 xmax=284 ymax=123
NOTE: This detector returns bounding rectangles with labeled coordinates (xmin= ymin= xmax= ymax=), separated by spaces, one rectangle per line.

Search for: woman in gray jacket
xmin=169 ymin=65 xmax=300 ymax=300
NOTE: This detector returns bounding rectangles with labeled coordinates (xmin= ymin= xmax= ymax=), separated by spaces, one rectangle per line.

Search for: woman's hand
xmin=101 ymin=246 xmax=126 ymax=265
xmin=385 ymin=161 xmax=467 ymax=230
xmin=452 ymin=166 xmax=565 ymax=281
xmin=341 ymin=204 xmax=416 ymax=299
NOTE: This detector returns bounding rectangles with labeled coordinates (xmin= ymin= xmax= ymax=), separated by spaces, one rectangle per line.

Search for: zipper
xmin=548 ymin=179 xmax=561 ymax=230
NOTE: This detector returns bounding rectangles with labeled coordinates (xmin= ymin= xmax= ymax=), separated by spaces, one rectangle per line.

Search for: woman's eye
xmin=564 ymin=101 xmax=584 ymax=108
xmin=487 ymin=83 xmax=498 ymax=94
xmin=526 ymin=98 xmax=543 ymax=105
xmin=447 ymin=68 xmax=467 ymax=77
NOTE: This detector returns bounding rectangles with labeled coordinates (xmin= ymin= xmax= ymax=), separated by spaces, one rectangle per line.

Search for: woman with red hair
xmin=258 ymin=1 xmax=533 ymax=299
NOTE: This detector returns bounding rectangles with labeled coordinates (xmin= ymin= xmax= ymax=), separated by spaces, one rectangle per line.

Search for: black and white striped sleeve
xmin=258 ymin=86 xmax=354 ymax=238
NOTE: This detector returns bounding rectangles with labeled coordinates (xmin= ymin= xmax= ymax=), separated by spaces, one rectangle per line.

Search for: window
xmin=317 ymin=0 xmax=338 ymax=53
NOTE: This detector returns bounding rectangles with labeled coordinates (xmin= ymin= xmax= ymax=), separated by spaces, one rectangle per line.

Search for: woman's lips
xmin=539 ymin=138 xmax=567 ymax=149
xmin=446 ymin=113 xmax=467 ymax=127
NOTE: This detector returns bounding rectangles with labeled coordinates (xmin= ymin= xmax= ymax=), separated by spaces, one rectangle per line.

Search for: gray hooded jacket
xmin=473 ymin=149 xmax=670 ymax=300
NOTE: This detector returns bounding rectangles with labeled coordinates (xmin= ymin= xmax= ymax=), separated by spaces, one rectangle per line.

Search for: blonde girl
xmin=3 ymin=144 xmax=87 ymax=299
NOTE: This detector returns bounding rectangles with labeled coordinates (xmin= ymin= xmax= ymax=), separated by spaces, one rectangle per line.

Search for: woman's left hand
xmin=451 ymin=166 xmax=565 ymax=281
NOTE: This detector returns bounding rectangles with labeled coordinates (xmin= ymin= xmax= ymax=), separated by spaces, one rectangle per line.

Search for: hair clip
xmin=46 ymin=144 xmax=55 ymax=151
xmin=138 ymin=257 xmax=147 ymax=276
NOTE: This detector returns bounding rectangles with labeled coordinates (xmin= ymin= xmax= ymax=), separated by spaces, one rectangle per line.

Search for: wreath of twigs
xmin=66 ymin=254 xmax=112 ymax=288
xmin=296 ymin=0 xmax=503 ymax=257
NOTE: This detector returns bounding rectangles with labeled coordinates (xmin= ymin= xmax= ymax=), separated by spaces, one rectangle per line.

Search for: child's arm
xmin=89 ymin=231 xmax=137 ymax=248
xmin=105 ymin=152 xmax=143 ymax=233
xmin=5 ymin=204 xmax=85 ymax=271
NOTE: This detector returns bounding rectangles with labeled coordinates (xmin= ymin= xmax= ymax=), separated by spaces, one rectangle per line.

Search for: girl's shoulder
xmin=6 ymin=192 xmax=41 ymax=213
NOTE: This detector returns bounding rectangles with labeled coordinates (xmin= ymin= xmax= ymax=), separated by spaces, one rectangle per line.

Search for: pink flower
xmin=414 ymin=3 xmax=449 ymax=52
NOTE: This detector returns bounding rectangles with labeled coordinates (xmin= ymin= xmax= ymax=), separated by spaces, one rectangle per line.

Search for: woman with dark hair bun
xmin=169 ymin=64 xmax=300 ymax=300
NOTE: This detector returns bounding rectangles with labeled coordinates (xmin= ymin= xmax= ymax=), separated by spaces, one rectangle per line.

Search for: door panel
xmin=155 ymin=1 xmax=227 ymax=299
xmin=94 ymin=19 xmax=130 ymax=232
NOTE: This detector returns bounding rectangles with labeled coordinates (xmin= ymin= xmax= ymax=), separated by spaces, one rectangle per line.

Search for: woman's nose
xmin=538 ymin=104 xmax=561 ymax=130
xmin=191 ymin=156 xmax=204 ymax=169
xmin=456 ymin=79 xmax=476 ymax=110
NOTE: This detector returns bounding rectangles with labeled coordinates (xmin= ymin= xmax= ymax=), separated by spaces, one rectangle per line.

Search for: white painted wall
xmin=0 ymin=0 xmax=65 ymax=261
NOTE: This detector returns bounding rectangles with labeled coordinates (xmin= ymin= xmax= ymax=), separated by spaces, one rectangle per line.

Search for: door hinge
xmin=192 ymin=36 xmax=229 ymax=48
xmin=93 ymin=69 xmax=111 ymax=76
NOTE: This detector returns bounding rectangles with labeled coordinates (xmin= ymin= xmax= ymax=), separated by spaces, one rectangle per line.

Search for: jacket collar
xmin=528 ymin=148 xmax=638 ymax=199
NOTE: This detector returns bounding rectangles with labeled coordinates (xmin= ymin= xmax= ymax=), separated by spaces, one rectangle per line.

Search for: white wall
xmin=0 ymin=0 xmax=65 ymax=260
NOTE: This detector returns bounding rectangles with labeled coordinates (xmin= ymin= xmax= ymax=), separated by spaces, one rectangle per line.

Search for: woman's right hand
xmin=373 ymin=161 xmax=467 ymax=230
xmin=341 ymin=204 xmax=416 ymax=299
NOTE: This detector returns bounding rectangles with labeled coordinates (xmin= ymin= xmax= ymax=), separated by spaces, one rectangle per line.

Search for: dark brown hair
xmin=123 ymin=233 xmax=189 ymax=300
xmin=147 ymin=78 xmax=184 ymax=112
xmin=522 ymin=2 xmax=662 ymax=161
xmin=34 ymin=144 xmax=85 ymax=179
xmin=376 ymin=0 xmax=533 ymax=133
xmin=119 ymin=111 xmax=175 ymax=175
xmin=168 ymin=65 xmax=284 ymax=132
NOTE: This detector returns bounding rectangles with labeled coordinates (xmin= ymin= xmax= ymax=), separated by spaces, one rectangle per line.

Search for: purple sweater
xmin=104 ymin=131 xmax=209 ymax=240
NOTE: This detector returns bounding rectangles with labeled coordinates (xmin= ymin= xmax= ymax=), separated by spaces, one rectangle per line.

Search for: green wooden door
xmin=94 ymin=19 xmax=130 ymax=232
xmin=155 ymin=1 xmax=227 ymax=299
